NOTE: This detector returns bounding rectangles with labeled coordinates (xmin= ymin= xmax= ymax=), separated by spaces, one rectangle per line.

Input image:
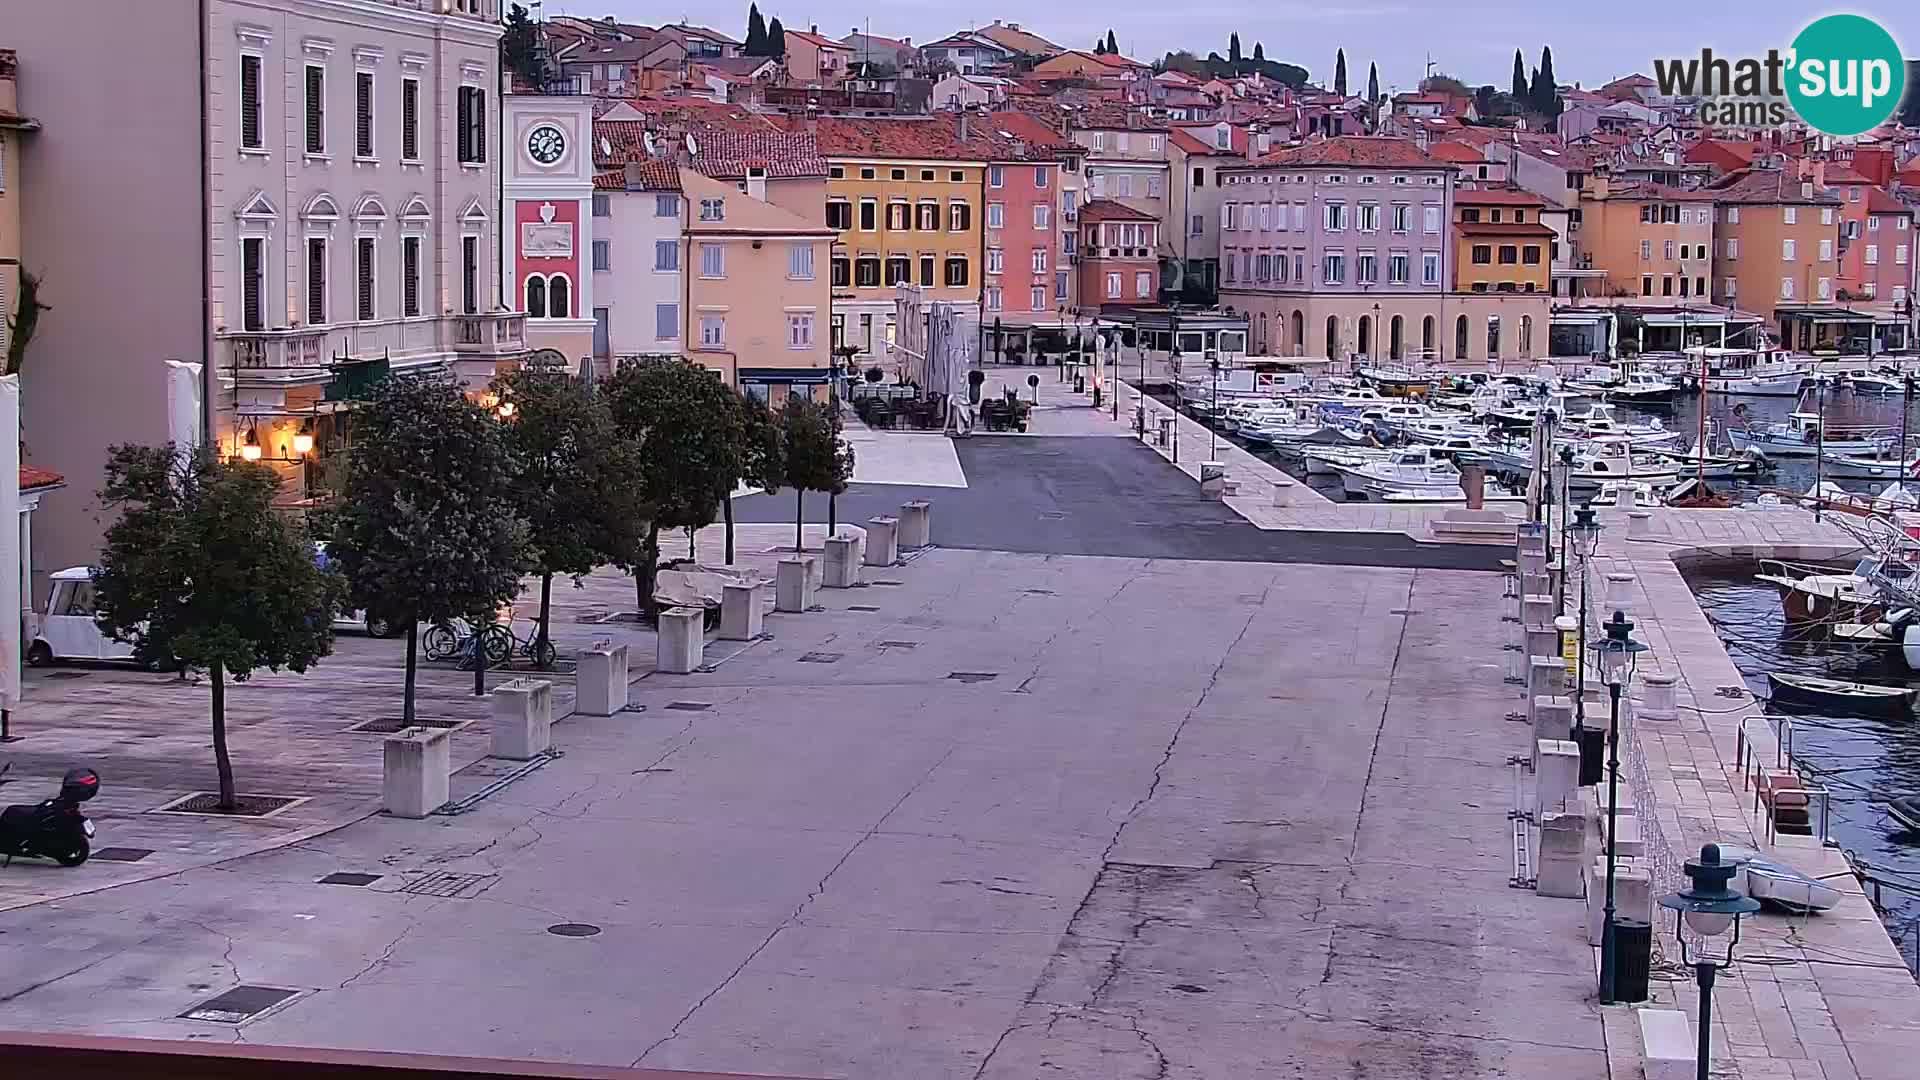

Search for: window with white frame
xmin=1819 ymin=238 xmax=1833 ymax=261
xmin=949 ymin=201 xmax=970 ymax=231
xmin=305 ymin=65 xmax=326 ymax=155
xmin=1863 ymin=281 xmax=1878 ymax=298
xmin=592 ymin=194 xmax=610 ymax=217
xmin=1031 ymin=285 xmax=1046 ymax=309
xmin=1054 ymin=270 xmax=1068 ymax=299
xmin=986 ymin=248 xmax=1004 ymax=274
xmin=1821 ymin=207 xmax=1834 ymax=225
xmin=592 ymin=239 xmax=611 ymax=272
xmin=656 ymin=194 xmax=679 ymax=217
xmin=1898 ymin=244 xmax=1911 ymax=265
xmin=1221 ymin=204 xmax=1236 ymax=231
xmin=1724 ymin=277 xmax=1737 ymax=297
xmin=1035 ymin=166 xmax=1049 ymax=188
xmin=1818 ymin=276 xmax=1832 ymax=300
xmin=700 ymin=242 xmax=724 ymax=278
xmin=989 ymin=165 xmax=1004 ymax=188
xmin=402 ymin=235 xmax=422 ymax=316
xmin=1784 ymin=206 xmax=1797 ymax=225
xmin=1664 ymin=239 xmax=1676 ymax=260
xmin=1641 ymin=240 xmax=1653 ymax=261
xmin=1324 ymin=202 xmax=1347 ymax=231
xmin=457 ymin=86 xmax=486 ymax=163
xmin=1135 ymin=271 xmax=1152 ymax=297
xmin=1895 ymin=285 xmax=1909 ymax=305
xmin=1726 ymin=238 xmax=1739 ymax=258
xmin=1356 ymin=252 xmax=1377 ymax=284
xmin=984 ymin=286 xmax=1002 ymax=312
xmin=1191 ymin=214 xmax=1204 ymax=236
xmin=1422 ymin=250 xmax=1440 ymax=285
xmin=787 ymin=312 xmax=814 ymax=348
xmin=699 ymin=198 xmax=725 ymax=222
xmin=655 ymin=303 xmax=678 ymax=340
xmin=1422 ymin=205 xmax=1441 ymax=233
xmin=1323 ymin=251 xmax=1345 ymax=284
xmin=986 ymin=202 xmax=1004 ymax=229
xmin=1106 ymin=272 xmax=1121 ymax=298
xmin=1031 ymin=248 xmax=1047 ymax=273
xmin=1725 ymin=206 xmax=1739 ymax=224
xmin=1780 ymin=276 xmax=1794 ymax=299
xmin=699 ymin=313 xmax=724 ymax=346
xmin=356 ymin=237 xmax=376 ymax=320
xmin=304 ymin=237 xmax=327 ymax=324
xmin=789 ymin=243 xmax=814 ymax=280
xmin=1358 ymin=204 xmax=1379 ymax=232
xmin=655 ymin=239 xmax=678 ymax=271
xmin=239 ymin=53 xmax=263 ymax=151
xmin=401 ymin=77 xmax=420 ymax=161
xmin=1391 ymin=204 xmax=1410 ymax=233
xmin=1292 ymin=202 xmax=1306 ymax=231
xmin=1388 ymin=251 xmax=1408 ymax=284
xmin=1034 ymin=204 xmax=1050 ymax=229
xmin=1782 ymin=239 xmax=1796 ymax=260
xmin=355 ymin=72 xmax=375 ymax=158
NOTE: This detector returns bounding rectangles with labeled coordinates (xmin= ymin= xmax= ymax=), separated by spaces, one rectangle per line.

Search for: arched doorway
xmin=1357 ymin=315 xmax=1373 ymax=361
xmin=1422 ymin=315 xmax=1436 ymax=359
xmin=1454 ymin=314 xmax=1470 ymax=360
xmin=1389 ymin=315 xmax=1405 ymax=361
xmin=1292 ymin=310 xmax=1305 ymax=354
xmin=1486 ymin=315 xmax=1502 ymax=360
xmin=1520 ymin=315 xmax=1534 ymax=358
xmin=1325 ymin=315 xmax=1341 ymax=360
xmin=1258 ymin=312 xmax=1269 ymax=353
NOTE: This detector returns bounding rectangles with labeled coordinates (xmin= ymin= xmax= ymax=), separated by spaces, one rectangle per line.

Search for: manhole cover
xmin=348 ymin=717 xmax=466 ymax=734
xmin=847 ymin=605 xmax=881 ymax=612
xmin=664 ymin=701 xmax=711 ymax=711
xmin=400 ymin=871 xmax=497 ymax=899
xmin=180 ymin=985 xmax=301 ymax=1024
xmin=91 ymin=847 xmax=155 ymax=863
xmin=798 ymin=652 xmax=843 ymax=664
xmin=318 ymin=872 xmax=382 ymax=887
xmin=154 ymin=792 xmax=305 ymax=818
xmin=877 ymin=641 xmax=919 ymax=649
xmin=547 ymin=923 xmax=602 ymax=937
xmin=44 ymin=671 xmax=89 ymax=680
xmin=947 ymin=671 xmax=999 ymax=684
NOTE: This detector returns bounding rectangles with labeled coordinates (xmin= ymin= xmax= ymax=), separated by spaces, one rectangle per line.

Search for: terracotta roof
xmin=1428 ymin=141 xmax=1488 ymax=164
xmin=1707 ymin=168 xmax=1842 ymax=205
xmin=596 ymin=120 xmax=825 ymax=179
xmin=1079 ymin=198 xmax=1157 ymax=222
xmin=1253 ymin=136 xmax=1441 ymax=168
xmin=697 ymin=55 xmax=779 ymax=79
xmin=974 ymin=22 xmax=1062 ymax=56
xmin=1866 ymin=187 xmax=1914 ymax=215
xmin=1455 ymin=187 xmax=1548 ymax=206
xmin=1457 ymin=221 xmax=1558 ymax=237
xmin=1821 ymin=164 xmax=1874 ymax=185
xmin=20 ymin=465 xmax=64 ymax=491
xmin=595 ymin=96 xmax=770 ymax=123
xmin=1066 ymin=100 xmax=1169 ymax=132
xmin=795 ymin=114 xmax=1028 ymax=162
xmin=985 ymin=111 xmax=1078 ymax=159
xmin=1598 ymin=180 xmax=1717 ymax=201
xmin=1167 ymin=125 xmax=1246 ymax=156
xmin=781 ymin=29 xmax=851 ymax=51
xmin=593 ymin=161 xmax=682 ymax=191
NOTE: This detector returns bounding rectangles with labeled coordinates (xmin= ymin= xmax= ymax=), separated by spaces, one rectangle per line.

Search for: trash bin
xmin=1074 ymin=374 xmax=1086 ymax=394
xmin=1578 ymin=724 xmax=1606 ymax=787
xmin=1611 ymin=918 xmax=1652 ymax=1003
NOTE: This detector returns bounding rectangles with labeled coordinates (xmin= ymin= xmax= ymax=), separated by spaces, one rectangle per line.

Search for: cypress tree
xmin=1511 ymin=49 xmax=1527 ymax=101
xmin=1334 ymin=49 xmax=1347 ymax=96
xmin=1531 ymin=46 xmax=1558 ymax=115
xmin=1253 ymin=42 xmax=1265 ymax=63
xmin=1229 ymin=34 xmax=1241 ymax=64
xmin=1106 ymin=30 xmax=1118 ymax=55
xmin=767 ymin=17 xmax=786 ymax=60
xmin=744 ymin=4 xmax=766 ymax=56
xmin=1367 ymin=61 xmax=1379 ymax=103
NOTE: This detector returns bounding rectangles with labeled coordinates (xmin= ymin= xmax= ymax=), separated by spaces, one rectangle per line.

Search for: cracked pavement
xmin=0 ymin=547 xmax=1603 ymax=1077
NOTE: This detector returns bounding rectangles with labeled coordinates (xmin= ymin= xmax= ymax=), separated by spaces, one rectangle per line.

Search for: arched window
xmin=1454 ymin=314 xmax=1469 ymax=360
xmin=1291 ymin=310 xmax=1305 ymax=352
xmin=1520 ymin=314 xmax=1534 ymax=357
xmin=1422 ymin=315 xmax=1436 ymax=358
xmin=1325 ymin=315 xmax=1341 ymax=360
xmin=548 ymin=274 xmax=571 ymax=319
xmin=525 ymin=275 xmax=547 ymax=318
xmin=1389 ymin=315 xmax=1404 ymax=361
xmin=1257 ymin=312 xmax=1269 ymax=353
xmin=1357 ymin=314 xmax=1373 ymax=360
xmin=1486 ymin=315 xmax=1501 ymax=359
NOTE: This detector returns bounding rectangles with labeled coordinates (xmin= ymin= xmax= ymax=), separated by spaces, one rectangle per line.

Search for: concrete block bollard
xmin=656 ymin=606 xmax=706 ymax=674
xmin=1585 ymin=782 xmax=1639 ymax=823
xmin=822 ymin=536 xmax=862 ymax=589
xmin=775 ymin=556 xmax=816 ymax=613
xmin=1604 ymin=573 xmax=1638 ymax=619
xmin=1536 ymin=739 xmax=1581 ymax=815
xmin=1528 ymin=655 xmax=1567 ymax=702
xmin=1536 ymin=811 xmax=1589 ymax=898
xmin=577 ymin=643 xmax=630 ymax=717
xmin=864 ymin=517 xmax=900 ymax=566
xmin=1516 ymin=522 xmax=1546 ymax=557
xmin=1639 ymin=1009 xmax=1695 ymax=1080
xmin=1639 ymin=671 xmax=1679 ymax=721
xmin=1157 ymin=416 xmax=1173 ymax=447
xmin=833 ymin=524 xmax=868 ymax=568
xmin=1587 ymin=859 xmax=1654 ymax=946
xmin=1600 ymin=810 xmax=1645 ymax=858
xmin=1198 ymin=461 xmax=1227 ymax=499
xmin=490 ymin=678 xmax=554 ymax=760
xmin=1522 ymin=593 xmax=1556 ymax=627
xmin=382 ymin=727 xmax=451 ymax=819
xmin=1523 ymin=625 xmax=1560 ymax=665
xmin=719 ymin=581 xmax=767 ymax=641
xmin=897 ymin=500 xmax=932 ymax=549
xmin=1521 ymin=571 xmax=1552 ymax=598
xmin=1271 ymin=478 xmax=1296 ymax=507
xmin=1532 ymin=695 xmax=1574 ymax=745
xmin=1519 ymin=549 xmax=1548 ymax=579
xmin=1627 ymin=510 xmax=1655 ymax=540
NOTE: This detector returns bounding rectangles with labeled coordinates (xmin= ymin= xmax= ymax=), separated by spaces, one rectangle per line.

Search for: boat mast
xmin=1697 ymin=347 xmax=1708 ymax=488
xmin=1814 ymin=378 xmax=1826 ymax=524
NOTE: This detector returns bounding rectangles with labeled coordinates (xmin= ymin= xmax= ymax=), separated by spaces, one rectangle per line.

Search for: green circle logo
xmin=1786 ymin=15 xmax=1906 ymax=137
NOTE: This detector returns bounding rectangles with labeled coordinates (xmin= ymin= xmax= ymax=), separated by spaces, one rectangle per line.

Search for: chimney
xmin=1801 ymin=180 xmax=1814 ymax=199
xmin=747 ymin=167 xmax=768 ymax=201
xmin=902 ymin=37 xmax=910 ymax=46
xmin=959 ymin=108 xmax=971 ymax=140
xmin=809 ymin=24 xmax=817 ymax=35
xmin=624 ymin=161 xmax=645 ymax=190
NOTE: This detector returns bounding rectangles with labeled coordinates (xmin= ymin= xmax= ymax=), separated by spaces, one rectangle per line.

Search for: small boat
xmin=1562 ymin=403 xmax=1682 ymax=446
xmin=1820 ymin=449 xmax=1920 ymax=481
xmin=1604 ymin=369 xmax=1680 ymax=404
xmin=1766 ymin=672 xmax=1916 ymax=717
xmin=1888 ymin=796 xmax=1920 ymax=832
xmin=1712 ymin=843 xmax=1843 ymax=914
xmin=1843 ymin=370 xmax=1904 ymax=395
xmin=1564 ymin=438 xmax=1682 ymax=490
xmin=1332 ymin=447 xmax=1463 ymax=501
xmin=1755 ymin=554 xmax=1903 ymax=623
xmin=1587 ymin=479 xmax=1664 ymax=508
xmin=1728 ymin=412 xmax=1892 ymax=457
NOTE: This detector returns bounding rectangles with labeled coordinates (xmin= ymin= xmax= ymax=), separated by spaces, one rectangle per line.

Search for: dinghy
xmin=1766 ymin=673 xmax=1916 ymax=717
xmin=1713 ymin=843 xmax=1842 ymax=914
xmin=1888 ymin=796 xmax=1920 ymax=832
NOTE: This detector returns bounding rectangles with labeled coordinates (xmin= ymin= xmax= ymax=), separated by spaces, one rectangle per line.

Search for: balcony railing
xmin=451 ymin=312 xmax=528 ymax=355
xmin=223 ymin=327 xmax=330 ymax=371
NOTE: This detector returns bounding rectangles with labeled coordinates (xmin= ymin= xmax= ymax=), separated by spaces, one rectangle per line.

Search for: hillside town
xmin=4 ymin=4 xmax=1920 ymax=1080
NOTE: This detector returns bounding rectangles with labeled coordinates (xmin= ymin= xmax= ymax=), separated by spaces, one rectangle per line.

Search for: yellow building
xmin=1453 ymin=190 xmax=1554 ymax=295
xmin=809 ymin=116 xmax=994 ymax=361
xmin=0 ymin=49 xmax=36 ymax=361
xmin=1574 ymin=176 xmax=1716 ymax=302
xmin=679 ymin=168 xmax=836 ymax=404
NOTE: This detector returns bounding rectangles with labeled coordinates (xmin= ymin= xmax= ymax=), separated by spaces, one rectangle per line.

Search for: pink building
xmin=984 ymin=157 xmax=1068 ymax=321
xmin=1852 ymin=188 xmax=1914 ymax=311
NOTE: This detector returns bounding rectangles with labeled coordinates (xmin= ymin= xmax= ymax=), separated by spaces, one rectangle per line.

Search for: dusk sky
xmin=544 ymin=3 xmax=1919 ymax=95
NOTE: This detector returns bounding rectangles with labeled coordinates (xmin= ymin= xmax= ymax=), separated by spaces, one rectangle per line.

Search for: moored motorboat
xmin=1712 ymin=843 xmax=1842 ymax=914
xmin=1888 ymin=796 xmax=1920 ymax=832
xmin=1332 ymin=447 xmax=1463 ymax=501
xmin=1766 ymin=672 xmax=1916 ymax=717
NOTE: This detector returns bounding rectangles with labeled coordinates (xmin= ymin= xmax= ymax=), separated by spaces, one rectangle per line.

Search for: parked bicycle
xmin=424 ymin=614 xmax=555 ymax=670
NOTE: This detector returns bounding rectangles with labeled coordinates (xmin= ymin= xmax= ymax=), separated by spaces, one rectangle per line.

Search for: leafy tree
xmin=1904 ymin=62 xmax=1920 ymax=127
xmin=1421 ymin=73 xmax=1471 ymax=97
xmin=779 ymin=397 xmax=854 ymax=553
xmin=723 ymin=393 xmax=785 ymax=564
xmin=1105 ymin=30 xmax=1118 ymax=56
xmin=329 ymin=374 xmax=529 ymax=725
xmin=744 ymin=4 xmax=767 ymax=55
xmin=1511 ymin=50 xmax=1528 ymax=101
xmin=1334 ymin=49 xmax=1347 ymax=96
xmin=501 ymin=3 xmax=548 ymax=87
xmin=767 ymin=17 xmax=786 ymax=60
xmin=601 ymin=359 xmax=743 ymax=615
xmin=1229 ymin=34 xmax=1241 ymax=64
xmin=1252 ymin=41 xmax=1264 ymax=63
xmin=93 ymin=446 xmax=345 ymax=812
xmin=492 ymin=368 xmax=648 ymax=665
xmin=1474 ymin=84 xmax=1497 ymax=118
xmin=5 ymin=271 xmax=48 ymax=376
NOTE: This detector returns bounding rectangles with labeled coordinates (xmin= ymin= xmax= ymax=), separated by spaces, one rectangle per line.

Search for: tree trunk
xmin=211 ymin=661 xmax=236 ymax=812
xmin=795 ymin=489 xmax=804 ymax=552
xmin=403 ymin=619 xmax=419 ymax=725
xmin=637 ymin=524 xmax=660 ymax=619
xmin=687 ymin=526 xmax=696 ymax=563
xmin=536 ymin=571 xmax=554 ymax=667
xmin=723 ymin=495 xmax=736 ymax=565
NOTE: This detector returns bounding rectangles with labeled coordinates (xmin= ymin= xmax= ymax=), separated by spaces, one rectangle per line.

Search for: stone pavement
xmin=0 ymin=547 xmax=1606 ymax=1079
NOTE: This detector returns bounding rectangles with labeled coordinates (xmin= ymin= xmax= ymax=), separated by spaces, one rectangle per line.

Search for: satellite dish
xmin=684 ymin=132 xmax=699 ymax=156
xmin=642 ymin=129 xmax=658 ymax=155
xmin=599 ymin=136 xmax=612 ymax=158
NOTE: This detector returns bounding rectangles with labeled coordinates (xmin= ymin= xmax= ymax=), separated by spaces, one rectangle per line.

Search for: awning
xmin=739 ymin=367 xmax=832 ymax=384
xmin=324 ymin=356 xmax=391 ymax=401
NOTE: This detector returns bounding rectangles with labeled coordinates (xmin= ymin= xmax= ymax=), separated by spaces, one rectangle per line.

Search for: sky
xmin=543 ymin=2 xmax=1920 ymax=97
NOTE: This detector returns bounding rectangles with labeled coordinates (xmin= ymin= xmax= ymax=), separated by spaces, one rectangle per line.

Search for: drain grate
xmin=847 ymin=604 xmax=881 ymax=612
xmin=399 ymin=871 xmax=497 ymax=899
xmin=154 ymin=792 xmax=305 ymax=818
xmin=547 ymin=923 xmax=602 ymax=937
xmin=348 ymin=717 xmax=466 ymax=734
xmin=798 ymin=652 xmax=843 ymax=664
xmin=44 ymin=671 xmax=90 ymax=680
xmin=1388 ymin=608 xmax=1421 ymax=616
xmin=318 ymin=872 xmax=382 ymax=887
xmin=180 ymin=985 xmax=301 ymax=1024
xmin=664 ymin=701 xmax=711 ymax=712
xmin=90 ymin=847 xmax=154 ymax=863
xmin=1039 ymin=511 xmax=1068 ymax=520
xmin=877 ymin=641 xmax=919 ymax=650
xmin=947 ymin=671 xmax=999 ymax=684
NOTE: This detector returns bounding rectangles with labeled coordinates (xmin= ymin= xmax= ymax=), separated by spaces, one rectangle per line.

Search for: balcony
xmin=222 ymin=327 xmax=331 ymax=379
xmin=450 ymin=311 xmax=528 ymax=357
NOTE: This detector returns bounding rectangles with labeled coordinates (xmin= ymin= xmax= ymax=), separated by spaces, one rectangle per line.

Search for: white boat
xmin=1565 ymin=438 xmax=1682 ymax=490
xmin=1649 ymin=438 xmax=1770 ymax=480
xmin=1350 ymin=401 xmax=1433 ymax=433
xmin=1842 ymin=369 xmax=1904 ymax=395
xmin=1604 ymin=370 xmax=1680 ymax=404
xmin=1587 ymin=479 xmax=1665 ymax=508
xmin=1402 ymin=416 xmax=1486 ymax=444
xmin=1728 ymin=412 xmax=1892 ymax=457
xmin=1712 ymin=844 xmax=1843 ymax=914
xmin=1821 ymin=448 xmax=1920 ymax=480
xmin=1332 ymin=447 xmax=1463 ymax=500
xmin=1303 ymin=386 xmax=1386 ymax=412
xmin=1562 ymin=403 xmax=1682 ymax=446
xmin=1691 ymin=345 xmax=1814 ymax=397
xmin=1300 ymin=444 xmax=1394 ymax=475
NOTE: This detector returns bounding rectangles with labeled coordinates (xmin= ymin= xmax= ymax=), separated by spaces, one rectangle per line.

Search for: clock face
xmin=527 ymin=125 xmax=566 ymax=165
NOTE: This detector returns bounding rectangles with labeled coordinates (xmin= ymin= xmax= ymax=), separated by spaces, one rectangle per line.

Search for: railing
xmin=223 ymin=328 xmax=329 ymax=370
xmin=450 ymin=312 xmax=528 ymax=355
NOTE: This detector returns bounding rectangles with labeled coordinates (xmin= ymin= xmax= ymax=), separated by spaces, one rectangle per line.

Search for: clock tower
xmin=502 ymin=92 xmax=595 ymax=369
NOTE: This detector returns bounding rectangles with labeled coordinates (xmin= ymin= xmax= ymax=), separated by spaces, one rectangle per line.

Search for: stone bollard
xmin=897 ymin=500 xmax=932 ymax=549
xmin=1605 ymin=572 xmax=1638 ymax=619
xmin=1587 ymin=858 xmax=1653 ymax=946
xmin=1516 ymin=522 xmax=1546 ymax=557
xmin=1536 ymin=811 xmax=1589 ymax=898
xmin=1521 ymin=571 xmax=1552 ymax=599
xmin=1527 ymin=655 xmax=1566 ymax=704
xmin=1157 ymin=416 xmax=1173 ymax=447
xmin=1521 ymin=593 xmax=1555 ymax=627
xmin=775 ymin=556 xmax=816 ymax=613
xmin=490 ymin=678 xmax=554 ymax=760
xmin=1532 ymin=695 xmax=1574 ymax=745
xmin=864 ymin=517 xmax=900 ymax=567
xmin=577 ymin=643 xmax=630 ymax=717
xmin=1639 ymin=671 xmax=1679 ymax=721
xmin=719 ymin=581 xmax=767 ymax=641
xmin=656 ymin=606 xmax=706 ymax=674
xmin=1199 ymin=461 xmax=1227 ymax=500
xmin=1519 ymin=548 xmax=1548 ymax=579
xmin=1627 ymin=510 xmax=1654 ymax=540
xmin=383 ymin=727 xmax=451 ymax=819
xmin=1639 ymin=1009 xmax=1695 ymax=1080
xmin=1271 ymin=478 xmax=1295 ymax=507
xmin=1523 ymin=624 xmax=1560 ymax=666
xmin=1599 ymin=810 xmax=1645 ymax=858
xmin=1536 ymin=739 xmax=1581 ymax=815
xmin=822 ymin=536 xmax=862 ymax=589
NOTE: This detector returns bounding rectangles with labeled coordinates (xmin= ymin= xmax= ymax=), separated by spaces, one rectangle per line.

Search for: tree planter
xmin=576 ymin=643 xmax=630 ymax=716
xmin=383 ymin=727 xmax=452 ymax=818
xmin=490 ymin=678 xmax=554 ymax=760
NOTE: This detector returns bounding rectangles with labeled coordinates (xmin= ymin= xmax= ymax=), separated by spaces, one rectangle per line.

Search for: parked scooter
xmin=0 ymin=764 xmax=99 ymax=866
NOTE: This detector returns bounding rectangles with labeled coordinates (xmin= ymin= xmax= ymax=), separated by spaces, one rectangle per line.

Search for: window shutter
xmin=402 ymin=79 xmax=419 ymax=160
xmin=456 ymin=89 xmax=472 ymax=162
xmin=357 ymin=238 xmax=375 ymax=320
xmin=403 ymin=237 xmax=420 ymax=317
xmin=305 ymin=67 xmax=324 ymax=154
xmin=355 ymin=73 xmax=373 ymax=157
xmin=240 ymin=55 xmax=262 ymax=149
xmin=307 ymin=238 xmax=326 ymax=324
xmin=242 ymin=239 xmax=264 ymax=331
xmin=462 ymin=236 xmax=478 ymax=314
xmin=473 ymin=89 xmax=487 ymax=163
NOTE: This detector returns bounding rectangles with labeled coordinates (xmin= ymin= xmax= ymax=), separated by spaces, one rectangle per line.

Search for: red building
xmin=1077 ymin=199 xmax=1160 ymax=311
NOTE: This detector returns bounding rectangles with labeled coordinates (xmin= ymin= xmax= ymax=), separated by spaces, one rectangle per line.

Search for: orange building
xmin=1573 ymin=176 xmax=1716 ymax=302
xmin=1453 ymin=189 xmax=1554 ymax=294
xmin=1706 ymin=168 xmax=1843 ymax=333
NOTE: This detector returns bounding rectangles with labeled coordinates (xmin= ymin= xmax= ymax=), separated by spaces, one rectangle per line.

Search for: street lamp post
xmin=1590 ymin=608 xmax=1649 ymax=1005
xmin=1569 ymin=505 xmax=1601 ymax=741
xmin=1659 ymin=845 xmax=1762 ymax=1080
xmin=1208 ymin=353 xmax=1221 ymax=461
